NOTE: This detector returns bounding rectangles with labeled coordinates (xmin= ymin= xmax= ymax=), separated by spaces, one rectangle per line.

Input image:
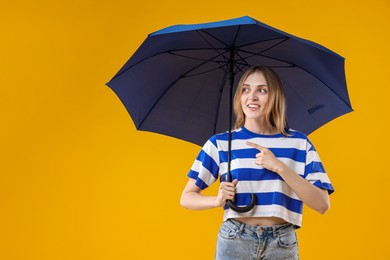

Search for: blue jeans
xmin=216 ymin=219 xmax=299 ymax=260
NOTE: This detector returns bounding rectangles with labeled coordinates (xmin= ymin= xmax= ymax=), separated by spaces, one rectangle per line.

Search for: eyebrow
xmin=242 ymin=83 xmax=268 ymax=87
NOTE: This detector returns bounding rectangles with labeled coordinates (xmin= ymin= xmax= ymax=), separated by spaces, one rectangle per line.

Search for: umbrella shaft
xmin=227 ymin=48 xmax=235 ymax=183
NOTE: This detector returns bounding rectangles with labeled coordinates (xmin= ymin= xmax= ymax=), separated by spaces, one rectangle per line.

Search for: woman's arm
xmin=180 ymin=178 xmax=238 ymax=210
xmin=246 ymin=141 xmax=330 ymax=214
xmin=273 ymin=164 xmax=330 ymax=214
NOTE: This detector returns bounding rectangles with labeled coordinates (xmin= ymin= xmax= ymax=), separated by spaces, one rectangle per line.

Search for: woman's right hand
xmin=215 ymin=179 xmax=238 ymax=208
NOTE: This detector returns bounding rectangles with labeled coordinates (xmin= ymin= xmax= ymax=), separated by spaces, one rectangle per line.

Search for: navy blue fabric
xmin=107 ymin=16 xmax=352 ymax=146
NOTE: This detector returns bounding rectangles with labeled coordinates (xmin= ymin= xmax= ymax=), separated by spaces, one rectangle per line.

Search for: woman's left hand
xmin=246 ymin=141 xmax=284 ymax=174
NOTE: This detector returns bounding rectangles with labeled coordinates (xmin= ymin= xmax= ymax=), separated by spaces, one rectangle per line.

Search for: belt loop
xmin=272 ymin=226 xmax=277 ymax=238
xmin=239 ymin=222 xmax=245 ymax=234
xmin=272 ymin=225 xmax=277 ymax=233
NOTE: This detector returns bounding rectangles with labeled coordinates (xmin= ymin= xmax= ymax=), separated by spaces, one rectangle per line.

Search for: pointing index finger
xmin=246 ymin=141 xmax=265 ymax=151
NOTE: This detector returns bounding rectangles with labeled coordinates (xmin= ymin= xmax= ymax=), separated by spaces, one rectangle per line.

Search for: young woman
xmin=180 ymin=66 xmax=333 ymax=259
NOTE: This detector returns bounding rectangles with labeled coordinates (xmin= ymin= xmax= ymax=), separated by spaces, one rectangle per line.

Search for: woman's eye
xmin=242 ymin=88 xmax=249 ymax=93
xmin=259 ymin=88 xmax=268 ymax=94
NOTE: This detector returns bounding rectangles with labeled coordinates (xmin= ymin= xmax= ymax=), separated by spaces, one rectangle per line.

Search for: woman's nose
xmin=248 ymin=94 xmax=258 ymax=100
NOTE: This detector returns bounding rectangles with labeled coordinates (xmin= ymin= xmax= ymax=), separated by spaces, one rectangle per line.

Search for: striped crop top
xmin=187 ymin=127 xmax=334 ymax=227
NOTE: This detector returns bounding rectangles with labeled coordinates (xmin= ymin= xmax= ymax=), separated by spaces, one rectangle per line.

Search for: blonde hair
xmin=233 ymin=66 xmax=288 ymax=135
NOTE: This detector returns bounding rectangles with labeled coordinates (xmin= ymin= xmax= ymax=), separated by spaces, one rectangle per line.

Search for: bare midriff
xmin=234 ymin=216 xmax=287 ymax=226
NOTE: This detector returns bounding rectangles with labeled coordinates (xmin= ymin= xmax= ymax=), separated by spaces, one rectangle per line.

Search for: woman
xmin=180 ymin=66 xmax=334 ymax=259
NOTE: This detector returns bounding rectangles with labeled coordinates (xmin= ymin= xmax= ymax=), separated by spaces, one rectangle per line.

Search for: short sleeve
xmin=187 ymin=136 xmax=220 ymax=190
xmin=304 ymin=139 xmax=334 ymax=194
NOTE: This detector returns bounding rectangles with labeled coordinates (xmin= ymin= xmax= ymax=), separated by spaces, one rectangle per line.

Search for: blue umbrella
xmin=106 ymin=16 xmax=352 ymax=212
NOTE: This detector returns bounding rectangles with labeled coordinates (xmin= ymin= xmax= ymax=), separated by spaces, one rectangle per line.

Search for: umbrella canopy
xmin=107 ymin=16 xmax=352 ymax=147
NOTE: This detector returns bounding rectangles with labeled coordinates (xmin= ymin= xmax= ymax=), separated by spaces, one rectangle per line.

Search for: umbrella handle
xmin=226 ymin=172 xmax=256 ymax=213
xmin=226 ymin=194 xmax=256 ymax=213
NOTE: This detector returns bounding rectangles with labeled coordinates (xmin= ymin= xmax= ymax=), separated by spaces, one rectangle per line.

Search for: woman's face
xmin=240 ymin=71 xmax=269 ymax=122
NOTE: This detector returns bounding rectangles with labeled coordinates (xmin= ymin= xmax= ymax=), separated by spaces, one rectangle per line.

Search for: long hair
xmin=233 ymin=66 xmax=288 ymax=135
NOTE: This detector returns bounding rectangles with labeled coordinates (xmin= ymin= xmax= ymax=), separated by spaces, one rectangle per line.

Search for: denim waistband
xmin=227 ymin=218 xmax=294 ymax=234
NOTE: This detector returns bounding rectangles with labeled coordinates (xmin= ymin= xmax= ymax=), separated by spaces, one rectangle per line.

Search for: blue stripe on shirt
xmin=219 ymin=148 xmax=306 ymax=163
xmin=313 ymin=180 xmax=335 ymax=194
xmin=221 ymin=169 xmax=283 ymax=182
xmin=187 ymin=171 xmax=209 ymax=190
xmin=304 ymin=161 xmax=325 ymax=177
xmin=196 ymin=149 xmax=219 ymax=179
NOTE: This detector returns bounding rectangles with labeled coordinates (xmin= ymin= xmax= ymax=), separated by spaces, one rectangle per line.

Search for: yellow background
xmin=1 ymin=0 xmax=389 ymax=259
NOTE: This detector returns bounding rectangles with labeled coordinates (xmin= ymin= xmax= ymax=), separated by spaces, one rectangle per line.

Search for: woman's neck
xmin=244 ymin=120 xmax=277 ymax=135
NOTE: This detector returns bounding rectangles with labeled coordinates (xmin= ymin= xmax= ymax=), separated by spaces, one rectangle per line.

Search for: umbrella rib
xmin=167 ymin=51 xmax=226 ymax=64
xmin=198 ymin=26 xmax=242 ymax=70
xmin=195 ymin=30 xmax=233 ymax=74
xmin=238 ymin=49 xmax=351 ymax=109
xmin=111 ymin=47 xmax=229 ymax=81
xmin=198 ymin=30 xmax=230 ymax=49
xmin=238 ymin=49 xmax=296 ymax=66
xmin=170 ymin=46 xmax=233 ymax=78
xmin=137 ymin=52 xmax=231 ymax=129
xmin=196 ymin=30 xmax=228 ymax=52
xmin=233 ymin=51 xmax=251 ymax=75
xmin=239 ymin=37 xmax=289 ymax=52
xmin=269 ymin=60 xmax=351 ymax=109
xmin=113 ymin=26 xmax=242 ymax=82
xmin=233 ymin=37 xmax=290 ymax=68
xmin=182 ymin=65 xmax=228 ymax=78
xmin=236 ymin=37 xmax=350 ymax=108
xmin=178 ymin=49 xmax=231 ymax=77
